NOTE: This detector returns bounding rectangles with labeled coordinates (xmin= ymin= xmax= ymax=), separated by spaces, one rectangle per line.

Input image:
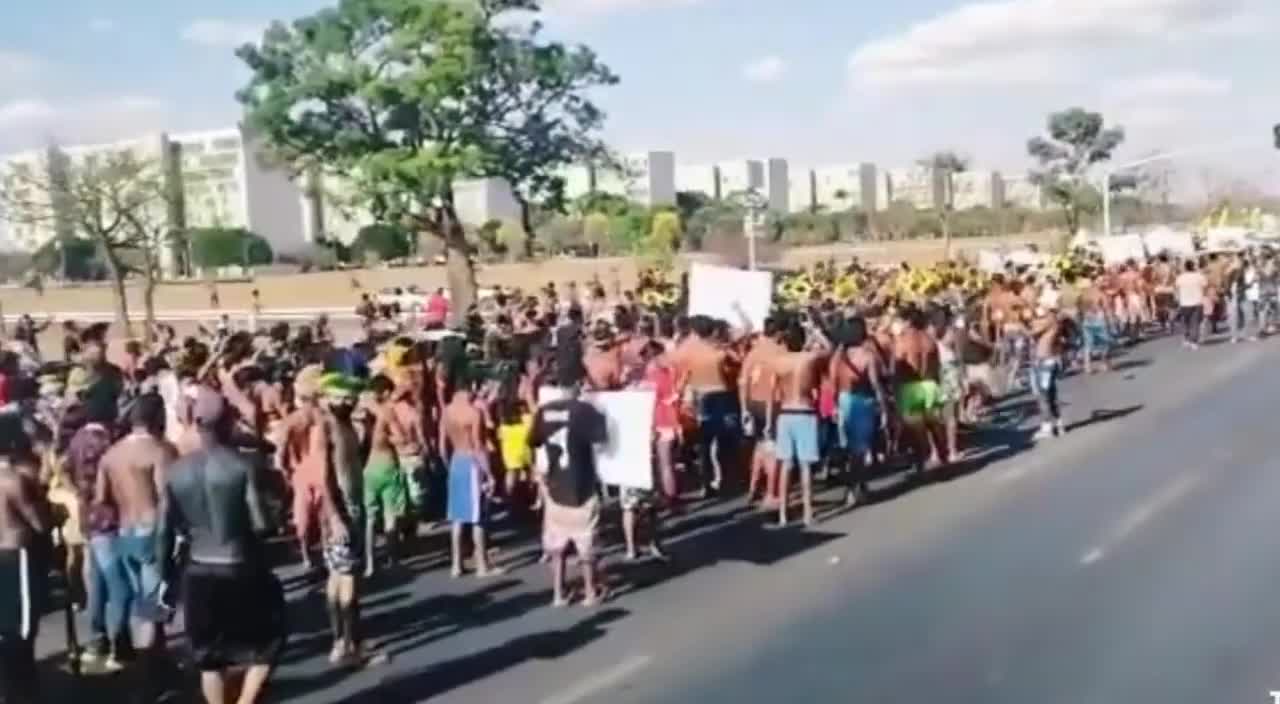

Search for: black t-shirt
xmin=530 ymin=398 xmax=606 ymax=507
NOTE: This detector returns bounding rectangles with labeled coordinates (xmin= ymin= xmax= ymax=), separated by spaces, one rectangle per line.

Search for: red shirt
xmin=424 ymin=294 xmax=449 ymax=325
xmin=640 ymin=365 xmax=678 ymax=431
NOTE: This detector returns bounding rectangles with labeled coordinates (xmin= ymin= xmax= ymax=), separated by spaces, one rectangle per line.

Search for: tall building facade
xmin=950 ymin=170 xmax=1005 ymax=210
xmin=813 ymin=163 xmax=879 ymax=212
xmin=886 ymin=166 xmax=946 ymax=210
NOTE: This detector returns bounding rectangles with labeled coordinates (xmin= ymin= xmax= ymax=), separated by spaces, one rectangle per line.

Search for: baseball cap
xmin=192 ymin=388 xmax=228 ymax=427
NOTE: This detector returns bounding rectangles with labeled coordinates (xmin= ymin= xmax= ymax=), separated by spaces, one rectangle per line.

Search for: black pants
xmin=1180 ymin=306 xmax=1203 ymax=343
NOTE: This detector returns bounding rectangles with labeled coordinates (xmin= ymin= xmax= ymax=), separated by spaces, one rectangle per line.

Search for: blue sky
xmin=1 ymin=0 xmax=1277 ymax=195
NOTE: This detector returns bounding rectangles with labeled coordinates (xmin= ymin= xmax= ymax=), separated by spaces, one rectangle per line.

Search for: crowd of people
xmin=0 ymin=243 xmax=1272 ymax=703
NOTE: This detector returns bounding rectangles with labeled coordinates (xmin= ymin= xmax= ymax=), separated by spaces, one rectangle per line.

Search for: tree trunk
xmin=519 ymin=198 xmax=536 ymax=260
xmin=440 ymin=205 xmax=477 ymax=327
xmin=942 ymin=211 xmax=952 ymax=261
xmin=100 ymin=251 xmax=134 ymax=339
xmin=142 ymin=259 xmax=157 ymax=346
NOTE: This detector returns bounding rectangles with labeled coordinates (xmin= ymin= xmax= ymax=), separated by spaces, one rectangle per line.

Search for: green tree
xmin=920 ymin=151 xmax=969 ymax=259
xmin=351 ymin=223 xmax=412 ymax=263
xmin=237 ymin=0 xmax=616 ymax=318
xmin=582 ymin=212 xmax=610 ymax=246
xmin=190 ymin=227 xmax=273 ymax=269
xmin=0 ymin=150 xmax=176 ymax=338
xmin=1027 ymin=108 xmax=1126 ymax=235
xmin=648 ymin=210 xmax=682 ymax=254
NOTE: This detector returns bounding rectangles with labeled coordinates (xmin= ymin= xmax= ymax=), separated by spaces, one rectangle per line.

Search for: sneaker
xmin=1054 ymin=420 xmax=1066 ymax=436
xmin=1033 ymin=424 xmax=1055 ymax=440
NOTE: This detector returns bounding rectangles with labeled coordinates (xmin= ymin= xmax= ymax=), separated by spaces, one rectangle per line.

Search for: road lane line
xmin=1079 ymin=472 xmax=1203 ymax=566
xmin=540 ymin=654 xmax=653 ymax=704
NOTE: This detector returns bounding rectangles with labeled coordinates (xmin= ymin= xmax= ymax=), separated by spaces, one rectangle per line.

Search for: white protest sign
xmin=976 ymin=250 xmax=1006 ymax=274
xmin=1096 ymin=234 xmax=1146 ymax=265
xmin=535 ymin=386 xmax=654 ymax=490
xmin=687 ymin=262 xmax=773 ymax=333
xmin=1142 ymin=229 xmax=1195 ymax=257
xmin=1205 ymin=226 xmax=1249 ymax=251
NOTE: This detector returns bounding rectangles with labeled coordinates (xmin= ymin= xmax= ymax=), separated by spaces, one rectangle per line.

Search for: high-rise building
xmin=594 ymin=151 xmax=676 ymax=206
xmin=764 ymin=158 xmax=789 ymax=213
xmin=813 ymin=163 xmax=879 ymax=212
xmin=886 ymin=166 xmax=946 ymax=210
xmin=169 ymin=126 xmax=309 ymax=256
xmin=1003 ymin=176 xmax=1047 ymax=210
xmin=950 ymin=170 xmax=1005 ymax=210
xmin=716 ymin=160 xmax=765 ymax=198
xmin=788 ymin=166 xmax=817 ymax=213
xmin=452 ymin=177 xmax=522 ymax=226
xmin=675 ymin=164 xmax=720 ymax=199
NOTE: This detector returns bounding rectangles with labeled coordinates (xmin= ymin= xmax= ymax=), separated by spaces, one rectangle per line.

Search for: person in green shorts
xmin=893 ymin=307 xmax=949 ymax=470
xmin=362 ymin=376 xmax=408 ymax=578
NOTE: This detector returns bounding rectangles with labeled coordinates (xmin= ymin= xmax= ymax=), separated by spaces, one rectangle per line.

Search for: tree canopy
xmin=236 ymin=0 xmax=617 ymax=317
xmin=1027 ymin=108 xmax=1126 ymax=235
xmin=351 ymin=223 xmax=412 ymax=263
xmin=189 ymin=227 xmax=274 ymax=269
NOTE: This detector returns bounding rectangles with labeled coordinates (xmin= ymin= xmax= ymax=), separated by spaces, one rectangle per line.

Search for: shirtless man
xmin=765 ymin=323 xmax=828 ymax=527
xmin=740 ymin=318 xmax=784 ymax=506
xmin=673 ymin=316 xmax=738 ymax=496
xmin=584 ymin=324 xmax=623 ymax=391
xmin=1152 ymin=255 xmax=1177 ymax=332
xmin=440 ymin=377 xmax=501 ymax=578
xmin=1029 ymin=305 xmax=1066 ymax=439
xmin=830 ymin=316 xmax=888 ymax=507
xmin=1078 ymin=276 xmax=1113 ymax=374
xmin=314 ymin=373 xmax=376 ymax=667
xmin=362 ymin=376 xmax=409 ymax=577
xmin=1118 ymin=260 xmax=1146 ymax=343
xmin=390 ymin=365 xmax=428 ymax=527
xmin=893 ymin=307 xmax=947 ymax=470
xmin=0 ymin=432 xmax=51 ymax=704
xmin=276 ymin=366 xmax=330 ymax=568
xmin=97 ymin=393 xmax=177 ymax=698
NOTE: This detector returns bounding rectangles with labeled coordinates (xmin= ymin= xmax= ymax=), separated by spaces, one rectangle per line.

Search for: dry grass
xmin=2 ymin=233 xmax=1053 ymax=318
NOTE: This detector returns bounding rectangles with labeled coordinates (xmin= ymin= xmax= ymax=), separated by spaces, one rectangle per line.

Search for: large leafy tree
xmin=1027 ymin=108 xmax=1127 ymax=235
xmin=189 ymin=227 xmax=274 ymax=269
xmin=919 ymin=150 xmax=969 ymax=259
xmin=351 ymin=223 xmax=412 ymax=263
xmin=236 ymin=0 xmax=617 ymax=317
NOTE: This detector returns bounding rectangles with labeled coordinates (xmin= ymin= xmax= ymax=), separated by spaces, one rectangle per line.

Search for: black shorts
xmin=183 ymin=562 xmax=287 ymax=671
xmin=0 ymin=548 xmax=42 ymax=641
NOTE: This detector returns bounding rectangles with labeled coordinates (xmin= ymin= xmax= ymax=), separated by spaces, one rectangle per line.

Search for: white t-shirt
xmin=1175 ymin=271 xmax=1207 ymax=307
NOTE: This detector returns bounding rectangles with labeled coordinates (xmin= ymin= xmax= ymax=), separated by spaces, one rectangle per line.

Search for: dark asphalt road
xmin=32 ymin=333 xmax=1280 ymax=703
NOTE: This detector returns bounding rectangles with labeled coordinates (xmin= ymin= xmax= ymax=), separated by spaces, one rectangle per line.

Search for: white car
xmin=375 ymin=285 xmax=430 ymax=312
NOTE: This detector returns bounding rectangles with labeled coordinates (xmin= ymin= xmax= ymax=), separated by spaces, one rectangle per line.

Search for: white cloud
xmin=742 ymin=56 xmax=786 ymax=84
xmin=0 ymin=96 xmax=173 ymax=153
xmin=180 ymin=19 xmax=266 ymax=48
xmin=88 ymin=18 xmax=116 ymax=33
xmin=1103 ymin=71 xmax=1232 ymax=101
xmin=848 ymin=0 xmax=1259 ymax=87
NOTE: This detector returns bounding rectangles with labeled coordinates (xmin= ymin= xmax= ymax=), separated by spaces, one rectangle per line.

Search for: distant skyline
xmin=1 ymin=0 xmax=1277 ymax=196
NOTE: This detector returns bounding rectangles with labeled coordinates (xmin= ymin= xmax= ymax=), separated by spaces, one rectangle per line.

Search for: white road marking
xmin=540 ymin=654 xmax=654 ymax=704
xmin=1079 ymin=472 xmax=1203 ymax=567
xmin=1079 ymin=548 xmax=1104 ymax=565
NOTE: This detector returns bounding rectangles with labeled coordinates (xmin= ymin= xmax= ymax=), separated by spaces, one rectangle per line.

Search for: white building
xmin=950 ymin=170 xmax=1005 ymax=210
xmin=813 ymin=163 xmax=880 ymax=212
xmin=453 ymin=177 xmax=521 ymax=226
xmin=789 ymin=167 xmax=817 ymax=213
xmin=1003 ymin=176 xmax=1047 ymax=210
xmin=764 ymin=158 xmax=789 ymax=213
xmin=0 ymin=147 xmax=64 ymax=252
xmin=717 ymin=160 xmax=765 ymax=199
xmin=595 ymin=151 xmax=676 ymax=207
xmin=675 ymin=164 xmax=720 ymax=199
xmin=170 ymin=126 xmax=309 ymax=256
xmin=886 ymin=166 xmax=946 ymax=210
